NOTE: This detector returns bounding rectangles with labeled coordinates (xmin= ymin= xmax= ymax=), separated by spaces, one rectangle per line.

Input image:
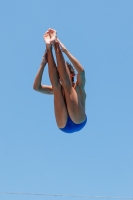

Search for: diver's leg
xmin=44 ymin=30 xmax=68 ymax=127
xmin=53 ymin=85 xmax=68 ymax=128
xmin=48 ymin=28 xmax=71 ymax=85
xmin=53 ymin=42 xmax=86 ymax=124
xmin=47 ymin=46 xmax=59 ymax=87
xmin=63 ymin=86 xmax=86 ymax=123
xmin=47 ymin=28 xmax=86 ymax=123
xmin=54 ymin=42 xmax=72 ymax=86
xmin=47 ymin=46 xmax=68 ymax=128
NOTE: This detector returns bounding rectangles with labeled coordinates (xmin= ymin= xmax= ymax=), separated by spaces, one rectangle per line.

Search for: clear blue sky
xmin=0 ymin=0 xmax=133 ymax=200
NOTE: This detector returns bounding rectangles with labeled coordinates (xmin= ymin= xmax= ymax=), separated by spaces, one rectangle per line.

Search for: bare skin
xmin=33 ymin=28 xmax=86 ymax=128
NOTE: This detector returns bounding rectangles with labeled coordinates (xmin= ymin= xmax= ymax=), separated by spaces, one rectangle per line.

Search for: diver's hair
xmin=66 ymin=61 xmax=76 ymax=83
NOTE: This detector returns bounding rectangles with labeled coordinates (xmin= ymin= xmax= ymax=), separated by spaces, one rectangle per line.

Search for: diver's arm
xmin=64 ymin=49 xmax=86 ymax=87
xmin=65 ymin=50 xmax=84 ymax=72
xmin=57 ymin=39 xmax=84 ymax=72
xmin=33 ymin=51 xmax=53 ymax=94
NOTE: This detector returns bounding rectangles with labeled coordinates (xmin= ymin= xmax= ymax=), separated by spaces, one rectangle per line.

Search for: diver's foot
xmin=43 ymin=30 xmax=51 ymax=49
xmin=48 ymin=28 xmax=57 ymax=45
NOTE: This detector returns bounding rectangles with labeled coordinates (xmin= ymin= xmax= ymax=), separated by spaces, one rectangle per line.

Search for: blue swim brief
xmin=59 ymin=115 xmax=87 ymax=134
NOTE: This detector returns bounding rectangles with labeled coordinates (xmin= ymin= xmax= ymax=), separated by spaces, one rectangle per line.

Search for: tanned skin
xmin=33 ymin=28 xmax=86 ymax=128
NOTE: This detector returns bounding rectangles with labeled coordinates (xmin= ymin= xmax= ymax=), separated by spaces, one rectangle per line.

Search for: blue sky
xmin=0 ymin=0 xmax=133 ymax=200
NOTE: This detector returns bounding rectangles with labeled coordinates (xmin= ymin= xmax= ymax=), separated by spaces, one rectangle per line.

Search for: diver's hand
xmin=48 ymin=28 xmax=57 ymax=44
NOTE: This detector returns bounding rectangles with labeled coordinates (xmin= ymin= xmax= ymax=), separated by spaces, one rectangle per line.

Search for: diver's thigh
xmin=63 ymin=86 xmax=86 ymax=123
xmin=53 ymin=87 xmax=68 ymax=128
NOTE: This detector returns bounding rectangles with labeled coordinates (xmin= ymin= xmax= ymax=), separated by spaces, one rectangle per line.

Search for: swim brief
xmin=59 ymin=114 xmax=87 ymax=134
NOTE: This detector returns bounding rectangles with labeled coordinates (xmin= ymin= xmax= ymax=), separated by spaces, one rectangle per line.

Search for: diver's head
xmin=66 ymin=61 xmax=76 ymax=84
xmin=57 ymin=62 xmax=76 ymax=85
